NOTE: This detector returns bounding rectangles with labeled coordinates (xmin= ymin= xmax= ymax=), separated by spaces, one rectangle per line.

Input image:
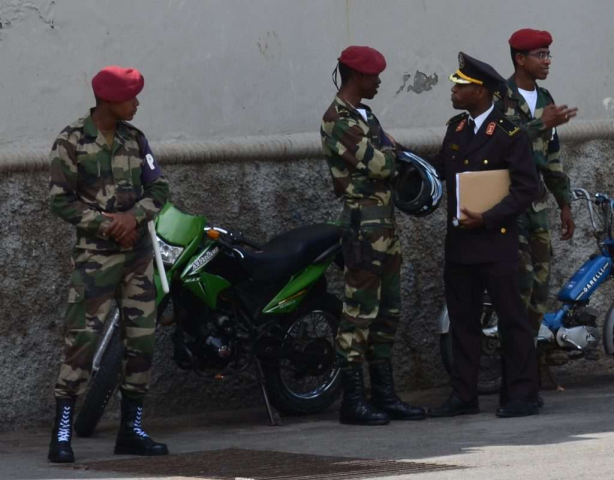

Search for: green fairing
xmin=155 ymin=203 xmax=206 ymax=246
xmin=183 ymin=272 xmax=231 ymax=309
xmin=263 ymin=261 xmax=331 ymax=314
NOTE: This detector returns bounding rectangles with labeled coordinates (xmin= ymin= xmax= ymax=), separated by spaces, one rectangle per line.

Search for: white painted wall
xmin=1 ymin=0 xmax=613 ymax=148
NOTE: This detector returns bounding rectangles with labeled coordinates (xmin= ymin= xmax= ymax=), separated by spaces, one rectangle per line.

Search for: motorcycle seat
xmin=239 ymin=223 xmax=341 ymax=284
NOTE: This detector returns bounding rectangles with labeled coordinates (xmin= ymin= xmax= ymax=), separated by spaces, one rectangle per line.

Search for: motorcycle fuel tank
xmin=558 ymin=255 xmax=612 ymax=303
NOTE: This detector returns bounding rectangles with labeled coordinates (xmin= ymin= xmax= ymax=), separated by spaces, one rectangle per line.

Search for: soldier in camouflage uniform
xmin=321 ymin=46 xmax=426 ymax=426
xmin=496 ymin=30 xmax=578 ymax=344
xmin=48 ymin=66 xmax=170 ymax=463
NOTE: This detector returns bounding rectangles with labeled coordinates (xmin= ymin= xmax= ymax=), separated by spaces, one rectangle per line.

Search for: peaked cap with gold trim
xmin=449 ymin=52 xmax=505 ymax=91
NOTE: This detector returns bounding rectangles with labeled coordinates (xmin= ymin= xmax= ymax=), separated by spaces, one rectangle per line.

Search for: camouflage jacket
xmin=320 ymin=95 xmax=396 ymax=225
xmin=495 ymin=76 xmax=572 ymax=212
xmin=49 ymin=112 xmax=170 ymax=251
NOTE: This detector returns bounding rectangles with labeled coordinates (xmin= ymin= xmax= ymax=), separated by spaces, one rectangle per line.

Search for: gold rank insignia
xmin=450 ymin=144 xmax=460 ymax=151
xmin=486 ymin=122 xmax=496 ymax=135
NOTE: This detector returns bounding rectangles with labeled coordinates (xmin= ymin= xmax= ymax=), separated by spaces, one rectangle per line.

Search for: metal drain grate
xmin=77 ymin=448 xmax=462 ymax=479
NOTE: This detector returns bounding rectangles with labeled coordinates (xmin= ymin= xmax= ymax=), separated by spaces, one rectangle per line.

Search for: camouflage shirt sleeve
xmin=48 ymin=130 xmax=112 ymax=239
xmin=541 ymin=129 xmax=573 ymax=206
xmin=322 ymin=113 xmax=396 ymax=180
xmin=519 ymin=117 xmax=547 ymax=141
xmin=128 ymin=135 xmax=170 ymax=225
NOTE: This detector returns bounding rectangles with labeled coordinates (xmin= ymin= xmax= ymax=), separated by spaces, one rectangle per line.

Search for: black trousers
xmin=444 ymin=260 xmax=538 ymax=404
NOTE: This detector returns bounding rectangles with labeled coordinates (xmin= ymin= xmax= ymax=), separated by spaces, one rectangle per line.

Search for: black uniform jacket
xmin=429 ymin=107 xmax=539 ymax=265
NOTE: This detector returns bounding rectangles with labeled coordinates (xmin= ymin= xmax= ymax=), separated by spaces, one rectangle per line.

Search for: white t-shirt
xmin=518 ymin=87 xmax=538 ymax=117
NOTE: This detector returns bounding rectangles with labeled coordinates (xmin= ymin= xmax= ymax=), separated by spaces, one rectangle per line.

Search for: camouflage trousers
xmin=518 ymin=209 xmax=551 ymax=335
xmin=336 ymin=225 xmax=402 ymax=365
xmin=54 ymin=247 xmax=157 ymax=400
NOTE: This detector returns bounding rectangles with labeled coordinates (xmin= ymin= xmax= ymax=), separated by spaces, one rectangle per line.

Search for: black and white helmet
xmin=393 ymin=151 xmax=443 ymax=217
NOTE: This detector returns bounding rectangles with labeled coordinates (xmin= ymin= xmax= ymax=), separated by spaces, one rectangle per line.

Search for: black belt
xmin=340 ymin=204 xmax=393 ymax=225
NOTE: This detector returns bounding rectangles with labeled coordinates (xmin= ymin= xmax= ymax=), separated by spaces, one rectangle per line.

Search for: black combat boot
xmin=114 ymin=396 xmax=169 ymax=456
xmin=339 ymin=363 xmax=390 ymax=426
xmin=369 ymin=360 xmax=426 ymax=420
xmin=48 ymin=397 xmax=76 ymax=463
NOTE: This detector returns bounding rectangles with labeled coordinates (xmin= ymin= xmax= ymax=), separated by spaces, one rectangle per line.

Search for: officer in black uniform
xmin=428 ymin=53 xmax=541 ymax=418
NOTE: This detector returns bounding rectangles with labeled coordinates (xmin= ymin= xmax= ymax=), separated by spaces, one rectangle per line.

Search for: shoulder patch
xmin=494 ymin=116 xmax=521 ymax=136
xmin=446 ymin=112 xmax=468 ymax=126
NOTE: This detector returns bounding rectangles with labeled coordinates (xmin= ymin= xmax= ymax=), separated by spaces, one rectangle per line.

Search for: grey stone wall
xmin=2 ymin=139 xmax=614 ymax=430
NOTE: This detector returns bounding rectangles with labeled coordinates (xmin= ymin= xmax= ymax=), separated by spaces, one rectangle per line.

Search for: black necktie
xmin=467 ymin=118 xmax=476 ymax=139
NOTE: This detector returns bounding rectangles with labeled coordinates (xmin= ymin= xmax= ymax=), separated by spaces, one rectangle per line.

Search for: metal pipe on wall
xmin=1 ymin=120 xmax=613 ymax=173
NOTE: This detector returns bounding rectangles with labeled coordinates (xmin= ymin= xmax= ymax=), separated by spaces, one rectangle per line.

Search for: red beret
xmin=91 ymin=66 xmax=144 ymax=103
xmin=338 ymin=46 xmax=386 ymax=75
xmin=509 ymin=29 xmax=553 ymax=51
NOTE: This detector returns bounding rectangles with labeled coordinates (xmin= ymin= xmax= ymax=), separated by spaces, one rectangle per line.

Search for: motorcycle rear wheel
xmin=439 ymin=302 xmax=502 ymax=395
xmin=262 ymin=293 xmax=342 ymax=415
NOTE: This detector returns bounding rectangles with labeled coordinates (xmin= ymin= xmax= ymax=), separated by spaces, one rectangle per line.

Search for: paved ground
xmin=3 ymin=373 xmax=614 ymax=480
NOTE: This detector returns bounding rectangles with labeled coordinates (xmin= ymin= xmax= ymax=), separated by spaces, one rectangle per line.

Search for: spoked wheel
xmin=262 ymin=294 xmax=342 ymax=415
xmin=440 ymin=300 xmax=502 ymax=395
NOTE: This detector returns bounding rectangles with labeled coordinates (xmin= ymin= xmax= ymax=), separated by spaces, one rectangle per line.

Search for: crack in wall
xmin=0 ymin=0 xmax=55 ymax=32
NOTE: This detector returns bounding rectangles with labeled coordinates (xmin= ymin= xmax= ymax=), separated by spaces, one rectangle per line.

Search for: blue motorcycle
xmin=438 ymin=188 xmax=614 ymax=394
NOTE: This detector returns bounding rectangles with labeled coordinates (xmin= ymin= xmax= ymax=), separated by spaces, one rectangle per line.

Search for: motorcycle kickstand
xmin=254 ymin=359 xmax=283 ymax=426
xmin=541 ymin=365 xmax=565 ymax=392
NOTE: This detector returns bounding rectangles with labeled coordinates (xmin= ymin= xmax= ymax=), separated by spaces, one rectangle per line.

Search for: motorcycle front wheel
xmin=439 ymin=301 xmax=502 ymax=395
xmin=74 ymin=298 xmax=169 ymax=437
xmin=74 ymin=312 xmax=123 ymax=437
xmin=262 ymin=293 xmax=342 ymax=415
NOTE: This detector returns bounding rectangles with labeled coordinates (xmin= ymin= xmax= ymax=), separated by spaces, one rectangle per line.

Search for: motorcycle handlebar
xmin=204 ymin=226 xmax=263 ymax=251
xmin=571 ymin=187 xmax=614 ymax=239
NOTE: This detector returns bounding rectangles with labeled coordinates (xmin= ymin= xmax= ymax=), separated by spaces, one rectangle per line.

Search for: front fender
xmin=435 ymin=305 xmax=450 ymax=335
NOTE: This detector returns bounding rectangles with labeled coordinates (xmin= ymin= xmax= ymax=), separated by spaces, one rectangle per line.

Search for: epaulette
xmin=495 ymin=116 xmax=521 ymax=136
xmin=121 ymin=121 xmax=145 ymax=137
xmin=58 ymin=118 xmax=86 ymax=138
xmin=539 ymin=86 xmax=555 ymax=104
xmin=446 ymin=112 xmax=468 ymax=126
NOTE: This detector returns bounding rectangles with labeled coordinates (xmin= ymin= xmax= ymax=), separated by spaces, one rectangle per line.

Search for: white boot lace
xmin=132 ymin=407 xmax=149 ymax=438
xmin=57 ymin=406 xmax=72 ymax=442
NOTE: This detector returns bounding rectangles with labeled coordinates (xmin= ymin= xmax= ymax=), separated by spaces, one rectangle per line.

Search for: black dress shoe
xmin=428 ymin=394 xmax=479 ymax=418
xmin=496 ymin=399 xmax=539 ymax=418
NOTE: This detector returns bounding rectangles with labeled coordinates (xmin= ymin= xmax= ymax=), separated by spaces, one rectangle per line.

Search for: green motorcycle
xmin=74 ymin=203 xmax=343 ymax=436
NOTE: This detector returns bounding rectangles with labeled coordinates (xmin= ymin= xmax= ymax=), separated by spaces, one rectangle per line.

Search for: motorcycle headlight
xmin=157 ymin=237 xmax=183 ymax=266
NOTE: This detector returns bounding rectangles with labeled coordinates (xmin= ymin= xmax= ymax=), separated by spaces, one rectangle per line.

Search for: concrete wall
xmin=2 ymin=0 xmax=614 ymax=430
xmin=0 ymin=0 xmax=613 ymax=148
xmin=3 ymin=139 xmax=614 ymax=431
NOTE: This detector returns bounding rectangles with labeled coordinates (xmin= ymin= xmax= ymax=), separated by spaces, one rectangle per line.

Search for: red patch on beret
xmin=509 ymin=29 xmax=553 ymax=51
xmin=338 ymin=46 xmax=386 ymax=75
xmin=91 ymin=66 xmax=144 ymax=103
